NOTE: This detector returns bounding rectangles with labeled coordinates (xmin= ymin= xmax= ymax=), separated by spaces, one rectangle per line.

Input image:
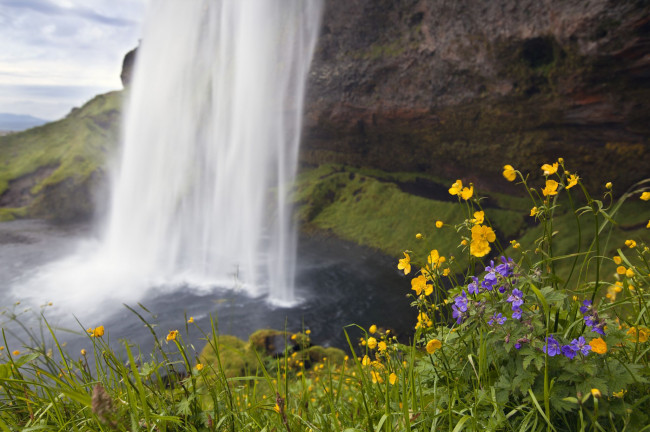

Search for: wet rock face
xmin=302 ymin=0 xmax=650 ymax=191
xmin=120 ymin=47 xmax=137 ymax=87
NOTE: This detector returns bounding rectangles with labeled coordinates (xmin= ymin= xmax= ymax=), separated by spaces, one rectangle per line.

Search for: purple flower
xmin=580 ymin=300 xmax=592 ymax=314
xmin=484 ymin=260 xmax=496 ymax=274
xmin=454 ymin=291 xmax=468 ymax=313
xmin=498 ymin=285 xmax=507 ymax=294
xmin=570 ymin=336 xmax=592 ymax=356
xmin=467 ymin=277 xmax=479 ymax=295
xmin=482 ymin=273 xmax=498 ymax=291
xmin=561 ymin=345 xmax=577 ymax=359
xmin=507 ymin=289 xmax=524 ymax=309
xmin=488 ymin=312 xmax=506 ymax=326
xmin=543 ymin=335 xmax=561 ymax=356
xmin=512 ymin=307 xmax=522 ymax=320
xmin=514 ymin=343 xmax=522 ymax=350
xmin=495 ymin=256 xmax=515 ymax=277
xmin=452 ymin=304 xmax=464 ymax=324
xmin=584 ymin=311 xmax=606 ymax=335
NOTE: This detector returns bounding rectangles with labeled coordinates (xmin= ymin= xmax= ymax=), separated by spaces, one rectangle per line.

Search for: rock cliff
xmin=301 ymin=0 xmax=650 ymax=192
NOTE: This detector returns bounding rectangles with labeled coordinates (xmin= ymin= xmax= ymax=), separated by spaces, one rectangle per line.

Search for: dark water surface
xmin=0 ymin=220 xmax=415 ymax=357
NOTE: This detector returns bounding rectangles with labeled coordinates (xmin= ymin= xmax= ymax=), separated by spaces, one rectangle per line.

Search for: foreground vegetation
xmin=1 ymin=159 xmax=650 ymax=431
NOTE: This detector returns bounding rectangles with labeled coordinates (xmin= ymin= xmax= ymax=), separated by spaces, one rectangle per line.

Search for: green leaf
xmin=0 ymin=364 xmax=11 ymax=379
xmin=14 ymin=352 xmax=40 ymax=368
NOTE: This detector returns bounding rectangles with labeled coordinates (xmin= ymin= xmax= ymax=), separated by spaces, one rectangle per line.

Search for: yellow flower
xmin=91 ymin=326 xmax=105 ymax=338
xmin=371 ymin=370 xmax=384 ymax=384
xmin=625 ymin=239 xmax=637 ymax=248
xmin=166 ymin=330 xmax=179 ymax=342
xmin=616 ymin=266 xmax=627 ymax=275
xmin=541 ymin=179 xmax=559 ymax=196
xmin=470 ymin=240 xmax=491 ymax=257
xmin=613 ymin=256 xmax=622 ymax=265
xmin=369 ymin=324 xmax=377 ymax=334
xmin=273 ymin=404 xmax=281 ymax=413
xmin=80 ymin=349 xmax=87 ymax=356
xmin=541 ymin=162 xmax=558 ymax=175
xmin=448 ymin=179 xmax=463 ymax=196
xmin=640 ymin=192 xmax=650 ymax=200
xmin=411 ymin=275 xmax=432 ymax=296
xmin=397 ymin=252 xmax=411 ymax=275
xmin=415 ymin=312 xmax=432 ymax=329
xmin=502 ymin=165 xmax=516 ymax=181
xmin=196 ymin=363 xmax=204 ymax=371
xmin=12 ymin=350 xmax=20 ymax=356
xmin=625 ymin=268 xmax=635 ymax=278
xmin=378 ymin=341 xmax=387 ymax=352
xmin=613 ymin=389 xmax=626 ymax=398
xmin=591 ymin=388 xmax=601 ymax=399
xmin=187 ymin=317 xmax=194 ymax=323
xmin=389 ymin=372 xmax=397 ymax=385
xmin=461 ymin=239 xmax=468 ymax=246
xmin=415 ymin=233 xmax=422 ymax=239
xmin=470 ymin=224 xmax=496 ymax=257
xmin=442 ymin=268 xmax=450 ymax=276
xmin=305 ymin=329 xmax=311 ymax=335
xmin=606 ymin=182 xmax=612 ymax=189
xmin=428 ymin=249 xmax=442 ymax=268
xmin=472 ymin=224 xmax=496 ymax=243
xmin=362 ymin=355 xmax=371 ymax=366
xmin=647 ymin=220 xmax=650 ymax=229
xmin=589 ymin=338 xmax=607 ymax=354
xmin=627 ymin=327 xmax=649 ymax=343
xmin=367 ymin=337 xmax=377 ymax=350
xmin=530 ymin=206 xmax=538 ymax=217
xmin=435 ymin=220 xmax=443 ymax=228
xmin=426 ymin=339 xmax=442 ymax=354
xmin=471 ymin=211 xmax=484 ymax=225
xmin=460 ymin=185 xmax=473 ymax=200
xmin=566 ymin=173 xmax=579 ymax=189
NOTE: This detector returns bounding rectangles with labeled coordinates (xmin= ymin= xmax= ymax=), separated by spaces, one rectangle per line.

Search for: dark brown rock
xmin=120 ymin=47 xmax=137 ymax=87
xmin=301 ymin=0 xmax=650 ymax=192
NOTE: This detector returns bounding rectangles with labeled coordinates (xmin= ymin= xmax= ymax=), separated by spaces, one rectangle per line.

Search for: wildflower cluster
xmin=400 ymin=158 xmax=650 ymax=428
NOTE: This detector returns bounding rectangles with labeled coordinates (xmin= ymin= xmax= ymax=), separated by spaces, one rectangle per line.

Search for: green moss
xmin=294 ymin=164 xmax=528 ymax=267
xmin=0 ymin=207 xmax=27 ymax=221
xmin=199 ymin=335 xmax=258 ymax=379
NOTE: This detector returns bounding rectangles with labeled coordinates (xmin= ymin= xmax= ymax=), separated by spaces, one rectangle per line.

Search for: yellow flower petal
xmin=542 ymin=179 xmax=559 ymax=196
xmin=541 ymin=162 xmax=558 ymax=175
xmin=502 ymin=165 xmax=516 ymax=182
xmin=448 ymin=180 xmax=463 ymax=196
xmin=426 ymin=339 xmax=442 ymax=354
xmin=397 ymin=252 xmax=411 ymax=275
xmin=640 ymin=192 xmax=650 ymax=201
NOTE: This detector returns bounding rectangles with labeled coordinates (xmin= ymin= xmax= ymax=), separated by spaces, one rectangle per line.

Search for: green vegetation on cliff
xmin=0 ymin=91 xmax=122 ymax=221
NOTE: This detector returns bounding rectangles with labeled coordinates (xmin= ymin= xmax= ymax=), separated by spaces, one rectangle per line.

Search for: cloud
xmin=0 ymin=0 xmax=145 ymax=119
xmin=2 ymin=0 xmax=137 ymax=27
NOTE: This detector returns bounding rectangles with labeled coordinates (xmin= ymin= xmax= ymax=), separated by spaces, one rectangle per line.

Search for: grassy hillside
xmin=0 ymin=91 xmax=122 ymax=221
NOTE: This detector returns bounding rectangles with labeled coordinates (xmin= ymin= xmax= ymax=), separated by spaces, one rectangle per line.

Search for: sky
xmin=0 ymin=0 xmax=146 ymax=120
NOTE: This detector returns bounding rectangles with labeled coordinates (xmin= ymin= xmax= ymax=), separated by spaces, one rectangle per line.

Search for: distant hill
xmin=0 ymin=92 xmax=123 ymax=221
xmin=0 ymin=113 xmax=49 ymax=132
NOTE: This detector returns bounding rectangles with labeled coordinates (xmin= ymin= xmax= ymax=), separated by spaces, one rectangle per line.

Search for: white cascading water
xmin=104 ymin=1 xmax=322 ymax=304
xmin=13 ymin=0 xmax=322 ymax=315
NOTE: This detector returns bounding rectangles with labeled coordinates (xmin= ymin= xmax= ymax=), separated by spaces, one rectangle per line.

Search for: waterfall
xmin=103 ymin=1 xmax=322 ymax=304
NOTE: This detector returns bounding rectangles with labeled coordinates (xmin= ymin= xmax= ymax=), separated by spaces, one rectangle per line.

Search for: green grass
xmin=0 ymin=91 xmax=122 ymax=220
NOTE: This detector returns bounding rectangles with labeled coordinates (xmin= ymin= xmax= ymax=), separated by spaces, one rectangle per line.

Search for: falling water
xmin=103 ymin=1 xmax=322 ymax=304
